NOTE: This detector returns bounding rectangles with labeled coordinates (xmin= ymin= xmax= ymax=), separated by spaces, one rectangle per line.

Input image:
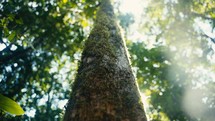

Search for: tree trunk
xmin=64 ymin=0 xmax=147 ymax=120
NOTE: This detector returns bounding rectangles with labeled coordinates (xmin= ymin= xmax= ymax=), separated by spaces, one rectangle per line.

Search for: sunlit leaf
xmin=63 ymin=0 xmax=67 ymax=3
xmin=81 ymin=19 xmax=89 ymax=27
xmin=0 ymin=94 xmax=25 ymax=115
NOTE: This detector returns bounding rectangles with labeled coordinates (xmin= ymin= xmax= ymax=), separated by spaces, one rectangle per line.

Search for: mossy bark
xmin=63 ymin=0 xmax=147 ymax=120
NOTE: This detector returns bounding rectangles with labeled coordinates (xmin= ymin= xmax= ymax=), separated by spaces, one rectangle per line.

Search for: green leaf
xmin=8 ymin=31 xmax=16 ymax=42
xmin=15 ymin=18 xmax=23 ymax=25
xmin=8 ymin=14 xmax=15 ymax=21
xmin=0 ymin=94 xmax=25 ymax=115
xmin=3 ymin=27 xmax=9 ymax=36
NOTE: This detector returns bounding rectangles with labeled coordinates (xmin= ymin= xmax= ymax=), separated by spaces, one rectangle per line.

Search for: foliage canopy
xmin=0 ymin=0 xmax=215 ymax=120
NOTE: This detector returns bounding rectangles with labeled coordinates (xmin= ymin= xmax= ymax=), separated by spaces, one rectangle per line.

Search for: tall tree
xmin=63 ymin=0 xmax=147 ymax=120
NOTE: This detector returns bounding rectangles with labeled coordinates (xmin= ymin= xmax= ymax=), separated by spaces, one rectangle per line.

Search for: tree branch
xmin=201 ymin=33 xmax=215 ymax=44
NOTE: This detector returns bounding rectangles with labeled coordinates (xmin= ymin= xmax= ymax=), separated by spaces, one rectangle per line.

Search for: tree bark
xmin=64 ymin=0 xmax=147 ymax=120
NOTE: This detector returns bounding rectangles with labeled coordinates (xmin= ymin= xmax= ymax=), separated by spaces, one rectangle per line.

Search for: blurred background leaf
xmin=0 ymin=94 xmax=24 ymax=115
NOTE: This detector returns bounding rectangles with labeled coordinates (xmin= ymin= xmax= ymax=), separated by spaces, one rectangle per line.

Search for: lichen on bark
xmin=63 ymin=0 xmax=147 ymax=120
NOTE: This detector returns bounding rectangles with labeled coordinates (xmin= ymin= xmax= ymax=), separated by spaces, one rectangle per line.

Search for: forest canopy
xmin=0 ymin=0 xmax=215 ymax=120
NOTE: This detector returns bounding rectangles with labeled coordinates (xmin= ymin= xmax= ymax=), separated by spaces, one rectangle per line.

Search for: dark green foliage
xmin=0 ymin=0 xmax=99 ymax=120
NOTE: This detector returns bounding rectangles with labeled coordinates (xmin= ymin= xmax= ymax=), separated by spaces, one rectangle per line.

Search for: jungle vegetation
xmin=0 ymin=0 xmax=215 ymax=120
